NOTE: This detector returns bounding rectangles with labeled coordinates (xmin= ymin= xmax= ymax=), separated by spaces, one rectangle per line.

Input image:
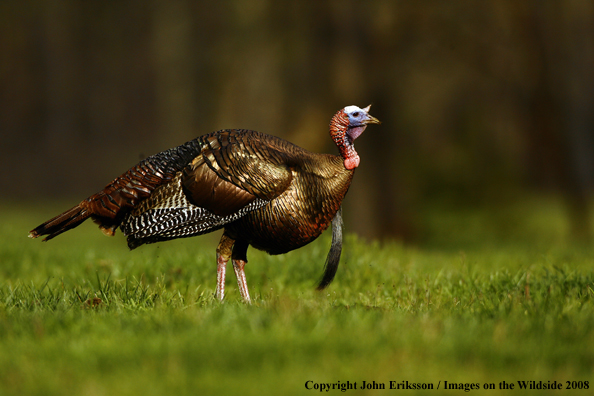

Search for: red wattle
xmin=344 ymin=155 xmax=360 ymax=170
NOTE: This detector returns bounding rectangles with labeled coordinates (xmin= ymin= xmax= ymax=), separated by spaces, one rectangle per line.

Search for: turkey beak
xmin=362 ymin=105 xmax=381 ymax=125
xmin=364 ymin=114 xmax=381 ymax=125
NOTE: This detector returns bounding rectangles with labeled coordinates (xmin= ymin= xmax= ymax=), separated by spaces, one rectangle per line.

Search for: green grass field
xmin=1 ymin=198 xmax=593 ymax=395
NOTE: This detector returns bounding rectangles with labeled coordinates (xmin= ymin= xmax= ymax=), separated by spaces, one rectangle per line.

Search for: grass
xmin=1 ymin=198 xmax=594 ymax=395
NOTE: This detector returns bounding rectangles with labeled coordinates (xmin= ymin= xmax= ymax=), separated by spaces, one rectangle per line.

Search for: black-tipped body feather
xmin=317 ymin=206 xmax=343 ymax=290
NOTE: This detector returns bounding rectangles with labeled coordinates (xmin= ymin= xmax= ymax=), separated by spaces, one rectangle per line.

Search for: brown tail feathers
xmin=28 ymin=204 xmax=91 ymax=242
xmin=29 ymin=138 xmax=206 ymax=243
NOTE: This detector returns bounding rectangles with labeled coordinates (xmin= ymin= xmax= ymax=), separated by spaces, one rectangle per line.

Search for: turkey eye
xmin=352 ymin=112 xmax=359 ymax=117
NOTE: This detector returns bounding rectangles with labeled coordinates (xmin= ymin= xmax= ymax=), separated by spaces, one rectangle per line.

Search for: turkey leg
xmin=232 ymin=239 xmax=251 ymax=303
xmin=215 ymin=233 xmax=234 ymax=301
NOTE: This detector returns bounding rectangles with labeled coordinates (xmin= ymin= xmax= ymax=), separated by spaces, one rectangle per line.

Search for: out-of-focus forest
xmin=1 ymin=1 xmax=593 ymax=243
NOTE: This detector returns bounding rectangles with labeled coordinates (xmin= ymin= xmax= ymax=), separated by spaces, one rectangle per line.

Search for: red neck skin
xmin=329 ymin=110 xmax=366 ymax=170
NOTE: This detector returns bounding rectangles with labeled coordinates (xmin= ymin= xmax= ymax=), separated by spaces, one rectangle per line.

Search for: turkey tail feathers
xmin=317 ymin=206 xmax=343 ymax=290
xmin=28 ymin=138 xmax=204 ymax=243
xmin=28 ymin=204 xmax=90 ymax=242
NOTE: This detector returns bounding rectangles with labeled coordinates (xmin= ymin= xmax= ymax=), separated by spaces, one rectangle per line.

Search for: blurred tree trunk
xmin=41 ymin=0 xmax=84 ymax=195
xmin=559 ymin=1 xmax=594 ymax=240
xmin=152 ymin=0 xmax=197 ymax=146
xmin=530 ymin=1 xmax=594 ymax=241
xmin=212 ymin=0 xmax=285 ymax=134
xmin=327 ymin=1 xmax=417 ymax=242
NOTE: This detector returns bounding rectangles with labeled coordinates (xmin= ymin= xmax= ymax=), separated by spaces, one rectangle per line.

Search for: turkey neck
xmin=225 ymin=151 xmax=354 ymax=255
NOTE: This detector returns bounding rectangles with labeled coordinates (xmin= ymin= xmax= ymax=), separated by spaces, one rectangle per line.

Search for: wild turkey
xmin=29 ymin=105 xmax=380 ymax=302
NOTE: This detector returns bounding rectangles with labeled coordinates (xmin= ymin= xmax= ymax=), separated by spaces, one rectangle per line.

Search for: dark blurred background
xmin=2 ymin=1 xmax=593 ymax=244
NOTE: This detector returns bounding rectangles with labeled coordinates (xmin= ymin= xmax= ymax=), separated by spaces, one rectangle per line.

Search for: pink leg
xmin=215 ymin=233 xmax=234 ymax=302
xmin=233 ymin=259 xmax=251 ymax=303
xmin=215 ymin=252 xmax=228 ymax=301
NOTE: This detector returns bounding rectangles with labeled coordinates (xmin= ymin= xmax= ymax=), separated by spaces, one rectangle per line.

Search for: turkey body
xmin=122 ymin=129 xmax=353 ymax=254
xmin=225 ymin=155 xmax=352 ymax=255
xmin=29 ymin=105 xmax=379 ymax=302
